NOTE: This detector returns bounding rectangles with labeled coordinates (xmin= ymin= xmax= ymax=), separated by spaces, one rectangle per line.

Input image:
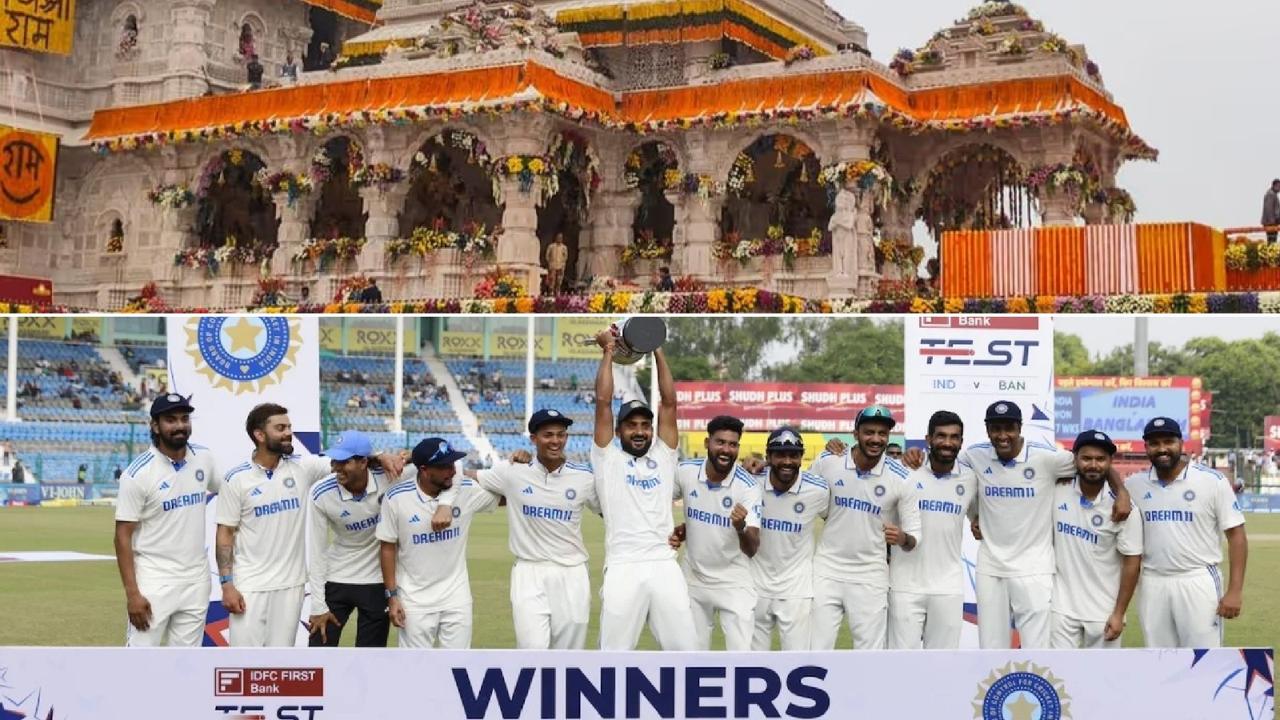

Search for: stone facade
xmin=0 ymin=0 xmax=1150 ymax=309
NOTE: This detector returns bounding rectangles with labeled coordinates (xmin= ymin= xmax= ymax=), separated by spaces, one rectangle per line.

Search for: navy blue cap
xmin=1073 ymin=430 xmax=1117 ymax=456
xmin=150 ymin=393 xmax=194 ymax=417
xmin=528 ymin=408 xmax=574 ymax=434
xmin=324 ymin=431 xmax=373 ymax=461
xmin=766 ymin=426 xmax=805 ymax=451
xmin=854 ymin=405 xmax=895 ymax=429
xmin=984 ymin=401 xmax=1022 ymax=423
xmin=616 ymin=400 xmax=654 ymax=427
xmin=1143 ymin=417 xmax=1182 ymax=439
xmin=411 ymin=437 xmax=467 ymax=467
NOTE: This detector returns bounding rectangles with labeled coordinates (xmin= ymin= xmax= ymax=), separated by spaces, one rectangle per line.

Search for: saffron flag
xmin=0 ymin=126 xmax=59 ymax=222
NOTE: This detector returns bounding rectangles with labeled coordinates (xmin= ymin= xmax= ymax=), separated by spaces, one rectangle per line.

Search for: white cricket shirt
xmin=1125 ymin=462 xmax=1245 ymax=576
xmin=376 ymin=478 xmax=499 ymax=610
xmin=675 ymin=459 xmax=763 ymax=589
xmin=308 ymin=466 xmax=411 ymax=615
xmin=889 ymin=463 xmax=978 ymax=596
xmin=751 ymin=472 xmax=830 ymax=599
xmin=215 ymin=453 xmax=332 ymax=592
xmin=810 ymin=450 xmax=921 ymax=588
xmin=114 ymin=444 xmax=221 ymax=585
xmin=960 ymin=441 xmax=1075 ymax=577
xmin=474 ymin=459 xmax=600 ymax=566
xmin=590 ymin=438 xmax=679 ymax=567
xmin=1052 ymin=480 xmax=1143 ymax=622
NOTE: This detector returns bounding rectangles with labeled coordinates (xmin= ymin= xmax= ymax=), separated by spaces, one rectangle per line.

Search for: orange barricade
xmin=1188 ymin=223 xmax=1226 ymax=291
xmin=1034 ymin=226 xmax=1086 ymax=297
xmin=1135 ymin=223 xmax=1192 ymax=294
xmin=940 ymin=231 xmax=993 ymax=298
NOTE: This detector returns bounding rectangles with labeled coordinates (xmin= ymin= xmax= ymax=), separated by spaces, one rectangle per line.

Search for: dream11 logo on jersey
xmin=916 ymin=317 xmax=1042 ymax=367
xmin=213 ymin=668 xmax=324 ymax=720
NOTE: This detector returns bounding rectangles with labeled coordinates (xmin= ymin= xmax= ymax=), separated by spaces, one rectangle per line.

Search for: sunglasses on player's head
xmin=858 ymin=406 xmax=892 ymax=422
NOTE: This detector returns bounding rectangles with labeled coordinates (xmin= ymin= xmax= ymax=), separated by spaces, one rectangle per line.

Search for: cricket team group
xmin=114 ymin=329 xmax=1249 ymax=651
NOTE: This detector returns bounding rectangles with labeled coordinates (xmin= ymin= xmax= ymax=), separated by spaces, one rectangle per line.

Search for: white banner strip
xmin=0 ymin=648 xmax=1271 ymax=719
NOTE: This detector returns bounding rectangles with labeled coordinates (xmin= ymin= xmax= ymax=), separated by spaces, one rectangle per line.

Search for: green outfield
xmin=1 ymin=506 xmax=1276 ymax=650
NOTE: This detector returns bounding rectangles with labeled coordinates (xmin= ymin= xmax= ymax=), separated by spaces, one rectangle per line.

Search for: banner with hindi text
xmin=0 ymin=125 xmax=59 ymax=222
xmin=0 ymin=0 xmax=75 ymax=54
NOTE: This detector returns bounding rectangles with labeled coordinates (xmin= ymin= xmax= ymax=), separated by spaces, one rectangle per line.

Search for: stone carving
xmin=828 ymin=186 xmax=856 ymax=279
xmin=406 ymin=0 xmax=564 ymax=60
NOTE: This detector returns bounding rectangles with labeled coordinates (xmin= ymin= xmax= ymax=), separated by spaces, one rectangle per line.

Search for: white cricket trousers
xmin=599 ymin=559 xmax=696 ymax=650
xmin=1051 ymin=612 xmax=1121 ymax=649
xmin=228 ymin=585 xmax=305 ymax=647
xmin=753 ymin=597 xmax=813 ymax=651
xmin=887 ymin=591 xmax=963 ymax=649
xmin=977 ymin=573 xmax=1053 ymax=649
xmin=810 ymin=575 xmax=888 ymax=649
xmin=688 ymin=584 xmax=757 ymax=651
xmin=511 ymin=561 xmax=590 ymax=649
xmin=1139 ymin=568 xmax=1224 ymax=648
xmin=126 ymin=578 xmax=209 ymax=647
xmin=400 ymin=604 xmax=472 ymax=649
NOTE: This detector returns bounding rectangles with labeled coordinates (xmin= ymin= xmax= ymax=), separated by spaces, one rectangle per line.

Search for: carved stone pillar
xmin=853 ymin=195 xmax=879 ymax=296
xmin=586 ymin=190 xmax=641 ymax=281
xmin=271 ymin=193 xmax=318 ymax=277
xmin=157 ymin=205 xmax=197 ymax=279
xmin=681 ymin=194 xmax=723 ymax=280
xmin=496 ymin=177 xmax=542 ymax=292
xmin=163 ymin=0 xmax=216 ymax=100
xmin=1082 ymin=199 xmax=1106 ymax=225
xmin=1038 ymin=190 xmax=1078 ymax=227
xmin=358 ymin=185 xmax=410 ymax=275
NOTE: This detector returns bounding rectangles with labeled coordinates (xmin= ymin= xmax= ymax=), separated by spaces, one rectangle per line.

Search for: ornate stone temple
xmin=1 ymin=0 xmax=1155 ymax=309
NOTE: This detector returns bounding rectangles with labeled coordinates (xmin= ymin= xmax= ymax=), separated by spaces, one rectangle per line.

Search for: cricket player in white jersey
xmin=904 ymin=400 xmax=1130 ymax=648
xmin=1051 ymin=430 xmax=1142 ymax=649
xmin=216 ymin=403 xmax=404 ymax=647
xmin=752 ymin=427 xmax=830 ymax=651
xmin=809 ymin=405 xmax=920 ymax=650
xmin=591 ymin=330 xmax=696 ymax=651
xmin=887 ymin=410 xmax=977 ymax=650
xmin=668 ymin=415 xmax=762 ymax=651
xmin=307 ymin=431 xmax=414 ymax=647
xmin=1126 ymin=417 xmax=1247 ymax=648
xmin=469 ymin=408 xmax=600 ymax=649
xmin=114 ymin=393 xmax=221 ymax=647
xmin=378 ymin=437 xmax=500 ymax=649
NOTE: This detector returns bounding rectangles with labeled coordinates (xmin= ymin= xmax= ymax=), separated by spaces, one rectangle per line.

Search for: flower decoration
xmin=966 ymin=1 xmax=1027 ymax=20
xmin=621 ymin=230 xmax=672 ymax=264
xmin=784 ymin=45 xmax=815 ymax=66
xmin=292 ymin=236 xmax=367 ymax=269
xmin=106 ymin=230 xmax=124 ymax=254
xmin=254 ymin=170 xmax=314 ymax=207
xmin=350 ymin=162 xmax=405 ymax=190
xmin=708 ymin=52 xmax=731 ymax=70
xmin=473 ymin=266 xmax=528 ymax=298
xmin=147 ymin=183 xmax=195 ymax=209
xmin=251 ymin=276 xmax=287 ymax=307
xmin=890 ymin=48 xmax=916 ymax=76
xmin=997 ymin=37 xmax=1026 ymax=56
xmin=714 ymin=226 xmax=828 ymax=269
xmin=493 ymin=154 xmax=558 ymax=204
xmin=386 ymin=222 xmax=500 ymax=261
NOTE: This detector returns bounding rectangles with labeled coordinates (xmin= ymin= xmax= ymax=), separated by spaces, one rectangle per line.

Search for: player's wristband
xmin=219 ymin=574 xmax=234 ymax=585
xmin=385 ymin=587 xmax=399 ymax=599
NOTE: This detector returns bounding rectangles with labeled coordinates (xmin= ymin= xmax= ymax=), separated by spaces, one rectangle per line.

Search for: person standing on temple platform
xmin=246 ymin=54 xmax=264 ymax=89
xmin=655 ymin=266 xmax=675 ymax=292
xmin=281 ymin=53 xmax=298 ymax=83
xmin=1262 ymin=179 xmax=1280 ymax=243
xmin=545 ymin=234 xmax=568 ymax=295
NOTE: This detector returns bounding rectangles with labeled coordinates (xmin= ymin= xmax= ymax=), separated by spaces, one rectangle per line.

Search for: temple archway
xmin=399 ymin=129 xmax=501 ymax=237
xmin=720 ymin=134 xmax=829 ymax=245
xmin=623 ymin=140 xmax=677 ymax=265
xmin=916 ymin=143 xmax=1035 ymax=240
xmin=191 ymin=149 xmax=278 ymax=268
xmin=309 ymin=136 xmax=367 ymax=239
xmin=536 ymin=130 xmax=601 ymax=292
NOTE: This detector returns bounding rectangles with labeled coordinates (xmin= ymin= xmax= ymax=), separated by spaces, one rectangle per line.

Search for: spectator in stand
xmin=317 ymin=42 xmax=336 ymax=69
xmin=77 ymin=464 xmax=88 ymax=484
xmin=1262 ymin=179 xmax=1280 ymax=243
xmin=12 ymin=460 xmax=24 ymax=484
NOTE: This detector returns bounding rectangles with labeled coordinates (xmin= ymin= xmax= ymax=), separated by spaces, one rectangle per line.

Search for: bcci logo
xmin=793 ymin=502 xmax=805 ymax=514
xmin=196 ymin=469 xmax=206 ymax=483
xmin=1183 ymin=490 xmax=1196 ymax=502
xmin=186 ymin=316 xmax=301 ymax=395
xmin=974 ymin=662 xmax=1069 ymax=720
xmin=874 ymin=485 xmax=886 ymax=497
xmin=956 ymin=485 xmax=966 ymax=496
xmin=1090 ymin=514 xmax=1104 ymax=527
xmin=1023 ymin=468 xmax=1036 ymax=481
xmin=565 ymin=488 xmax=577 ymax=501
xmin=451 ymin=506 xmax=462 ymax=518
xmin=722 ymin=496 xmax=733 ymax=509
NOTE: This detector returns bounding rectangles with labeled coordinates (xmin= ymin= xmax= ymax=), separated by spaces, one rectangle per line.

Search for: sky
xmin=1052 ymin=316 xmax=1278 ymax=356
xmin=833 ymin=0 xmax=1277 ymax=232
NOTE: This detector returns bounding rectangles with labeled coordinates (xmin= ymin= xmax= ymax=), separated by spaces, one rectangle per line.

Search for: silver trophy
xmin=609 ymin=317 xmax=667 ymax=365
